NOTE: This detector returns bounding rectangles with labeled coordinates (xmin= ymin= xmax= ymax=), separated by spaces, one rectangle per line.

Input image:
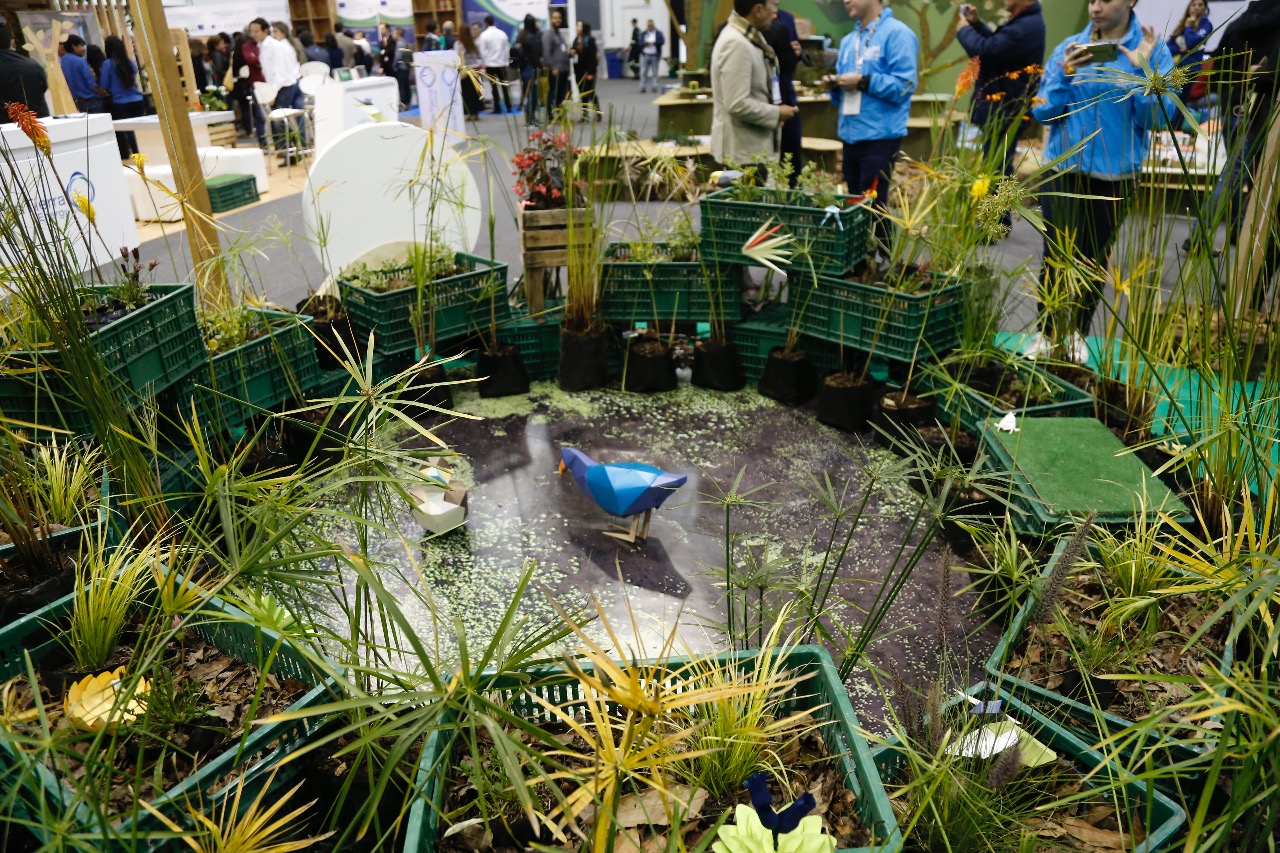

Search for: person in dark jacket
xmin=956 ymin=0 xmax=1045 ymax=227
xmin=0 ymin=22 xmax=48 ymax=118
xmin=323 ymin=32 xmax=344 ymax=69
xmin=518 ymin=15 xmax=543 ymax=125
xmin=571 ymin=20 xmax=599 ymax=112
xmin=628 ymin=19 xmax=642 ymax=78
xmin=542 ymin=8 xmax=571 ymax=119
xmin=61 ymin=35 xmax=108 ymax=113
xmin=764 ymin=7 xmax=804 ymax=186
xmin=1188 ymin=0 xmax=1280 ymax=302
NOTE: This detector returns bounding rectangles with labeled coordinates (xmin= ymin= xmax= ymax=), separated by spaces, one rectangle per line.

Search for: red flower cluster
xmin=511 ymin=127 xmax=580 ymax=210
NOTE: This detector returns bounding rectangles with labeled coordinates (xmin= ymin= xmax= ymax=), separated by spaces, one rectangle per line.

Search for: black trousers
xmin=461 ymin=70 xmax=483 ymax=118
xmin=842 ymin=137 xmax=901 ymax=250
xmin=1038 ymin=171 xmax=1134 ymax=335
xmin=109 ymin=100 xmax=146 ymax=159
xmin=575 ymin=68 xmax=598 ymax=109
xmin=487 ymin=66 xmax=512 ymax=111
xmin=546 ymin=69 xmax=570 ymax=120
xmin=778 ymin=76 xmax=801 ymax=187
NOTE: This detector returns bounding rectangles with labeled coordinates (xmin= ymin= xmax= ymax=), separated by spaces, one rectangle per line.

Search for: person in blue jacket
xmin=956 ymin=0 xmax=1045 ymax=230
xmin=101 ymin=35 xmax=145 ymax=159
xmin=1027 ymin=0 xmax=1176 ymax=360
xmin=1166 ymin=0 xmax=1211 ymax=103
xmin=822 ymin=0 xmax=917 ymax=248
xmin=60 ymin=34 xmax=108 ymax=113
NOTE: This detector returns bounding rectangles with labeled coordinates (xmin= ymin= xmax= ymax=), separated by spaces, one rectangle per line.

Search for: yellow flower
xmin=64 ymin=667 xmax=149 ymax=732
xmin=970 ymin=177 xmax=991 ymax=199
xmin=72 ymin=193 xmax=96 ymax=224
xmin=131 ymin=152 xmax=147 ymax=175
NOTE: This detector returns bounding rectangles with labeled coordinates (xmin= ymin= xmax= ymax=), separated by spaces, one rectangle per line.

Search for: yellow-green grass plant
xmin=66 ymin=531 xmax=157 ymax=672
xmin=672 ymin=606 xmax=819 ymax=801
xmin=26 ymin=440 xmax=104 ymax=528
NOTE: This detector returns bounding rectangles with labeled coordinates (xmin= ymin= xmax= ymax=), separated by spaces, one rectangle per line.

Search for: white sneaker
xmin=1023 ymin=331 xmax=1053 ymax=360
xmin=1066 ymin=332 xmax=1090 ymax=365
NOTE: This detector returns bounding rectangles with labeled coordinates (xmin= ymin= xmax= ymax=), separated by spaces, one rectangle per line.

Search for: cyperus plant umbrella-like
xmin=559 ymin=447 xmax=687 ymax=542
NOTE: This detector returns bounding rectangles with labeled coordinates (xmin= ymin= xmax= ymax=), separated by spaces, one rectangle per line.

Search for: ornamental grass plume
xmin=7 ymin=103 xmax=50 ymax=156
xmin=956 ymin=57 xmax=980 ymax=97
xmin=986 ymin=743 xmax=1022 ymax=791
xmin=1030 ymin=512 xmax=1098 ymax=625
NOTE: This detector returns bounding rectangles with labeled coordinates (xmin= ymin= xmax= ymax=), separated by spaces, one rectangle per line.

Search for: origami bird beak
xmin=558 ymin=460 xmax=567 ymax=477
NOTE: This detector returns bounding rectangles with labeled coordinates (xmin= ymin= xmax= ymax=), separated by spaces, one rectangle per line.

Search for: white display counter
xmin=111 ymin=110 xmax=236 ymax=167
xmin=0 ymin=114 xmax=139 ymax=275
xmin=312 ymin=77 xmax=400 ymax=156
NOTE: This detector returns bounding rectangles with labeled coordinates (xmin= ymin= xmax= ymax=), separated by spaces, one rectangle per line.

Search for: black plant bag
xmin=758 ymin=347 xmax=817 ymax=406
xmin=478 ymin=345 xmax=531 ymax=398
xmin=558 ymin=326 xmax=610 ymax=392
xmin=691 ymin=339 xmax=745 ymax=391
xmin=621 ymin=344 xmax=677 ymax=393
xmin=816 ymin=372 xmax=879 ymax=433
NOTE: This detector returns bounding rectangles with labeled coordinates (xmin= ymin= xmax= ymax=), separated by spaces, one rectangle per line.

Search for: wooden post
xmin=126 ymin=0 xmax=227 ymax=307
xmin=22 ymin=21 xmax=77 ymax=115
xmin=1232 ymin=112 xmax=1280 ymax=316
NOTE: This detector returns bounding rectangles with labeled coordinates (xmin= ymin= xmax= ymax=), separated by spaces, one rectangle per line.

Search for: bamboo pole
xmin=1232 ymin=111 xmax=1280 ymax=317
xmin=126 ymin=0 xmax=226 ymax=306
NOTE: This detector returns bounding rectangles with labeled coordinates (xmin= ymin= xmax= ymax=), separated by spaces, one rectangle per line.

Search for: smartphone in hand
xmin=1083 ymin=42 xmax=1119 ymax=64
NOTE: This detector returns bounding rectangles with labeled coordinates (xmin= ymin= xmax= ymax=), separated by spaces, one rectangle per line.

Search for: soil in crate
xmin=0 ymin=548 xmax=75 ymax=625
xmin=1007 ymin=569 xmax=1230 ymax=721
xmin=4 ymin=614 xmax=310 ymax=821
xmin=436 ymin=727 xmax=871 ymax=852
xmin=963 ymin=362 xmax=1069 ymax=411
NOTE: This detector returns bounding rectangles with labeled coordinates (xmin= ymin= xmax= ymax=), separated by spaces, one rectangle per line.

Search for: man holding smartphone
xmin=822 ymin=0 xmax=917 ymax=249
xmin=955 ymin=0 xmax=1045 ymax=233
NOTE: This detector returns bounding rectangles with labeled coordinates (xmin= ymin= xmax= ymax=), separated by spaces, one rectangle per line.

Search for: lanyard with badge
xmin=843 ymin=16 xmax=880 ymax=116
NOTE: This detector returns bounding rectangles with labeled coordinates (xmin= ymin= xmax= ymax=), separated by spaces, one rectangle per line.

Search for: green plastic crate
xmin=699 ymin=188 xmax=872 ymax=276
xmin=733 ymin=313 xmax=843 ymax=382
xmin=403 ymin=645 xmax=901 ymax=853
xmin=985 ymin=539 xmax=1235 ymax=797
xmin=599 ymin=242 xmax=740 ymax=324
xmin=0 ymin=284 xmax=203 ymax=440
xmin=0 ymin=589 xmax=333 ymax=849
xmin=870 ymin=682 xmax=1186 ymax=853
xmin=503 ymin=314 xmax=562 ymax=380
xmin=339 ymin=253 xmax=510 ymax=357
xmin=913 ymin=359 xmax=1093 ymax=434
xmin=160 ymin=310 xmax=321 ymax=435
xmin=0 ymin=469 xmax=110 ymax=568
xmin=791 ymin=271 xmax=964 ymax=363
xmin=205 ymin=173 xmax=259 ymax=213
xmin=978 ymin=417 xmax=1192 ymax=538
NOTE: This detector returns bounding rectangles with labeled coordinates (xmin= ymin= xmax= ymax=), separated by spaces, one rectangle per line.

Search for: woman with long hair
xmin=101 ymin=35 xmax=145 ymax=158
xmin=272 ymin=21 xmax=307 ymax=65
xmin=457 ymin=22 xmax=485 ymax=120
xmin=323 ymin=32 xmax=344 ymax=69
xmin=1026 ymin=0 xmax=1176 ymax=359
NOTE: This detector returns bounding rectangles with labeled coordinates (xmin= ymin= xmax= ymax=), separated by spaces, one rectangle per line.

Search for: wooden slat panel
xmin=523 ymin=248 xmax=569 ymax=267
xmin=519 ymin=207 xmax=591 ymax=229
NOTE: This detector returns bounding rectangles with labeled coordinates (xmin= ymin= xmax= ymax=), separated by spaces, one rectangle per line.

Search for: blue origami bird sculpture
xmin=559 ymin=448 xmax=687 ymax=542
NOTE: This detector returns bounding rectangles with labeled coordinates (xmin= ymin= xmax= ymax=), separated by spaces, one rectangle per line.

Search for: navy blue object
xmin=559 ymin=448 xmax=687 ymax=518
xmin=744 ymin=772 xmax=817 ymax=847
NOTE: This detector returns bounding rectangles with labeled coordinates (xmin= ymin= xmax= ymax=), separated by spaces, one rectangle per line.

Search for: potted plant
xmin=0 ymin=439 xmax=108 ymax=626
xmin=699 ymin=164 xmax=873 ymax=278
xmin=0 ymin=535 xmax=333 ymax=847
xmin=405 ymin=606 xmax=901 ymax=853
xmin=512 ymin=124 xmax=612 ymax=392
xmin=295 ymin=289 xmax=357 ymax=372
xmin=620 ymin=326 xmax=678 ymax=393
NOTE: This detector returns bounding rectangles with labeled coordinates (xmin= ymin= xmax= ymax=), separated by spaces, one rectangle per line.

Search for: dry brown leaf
xmin=214 ymin=704 xmax=236 ymax=724
xmin=1060 ymin=816 xmax=1130 ymax=849
xmin=642 ymin=834 xmax=668 ymax=853
xmin=188 ymin=658 xmax=232 ymax=684
xmin=614 ymin=785 xmax=706 ymax=828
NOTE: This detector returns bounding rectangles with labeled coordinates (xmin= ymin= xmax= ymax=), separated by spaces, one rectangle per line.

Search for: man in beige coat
xmin=710 ymin=0 xmax=798 ymax=179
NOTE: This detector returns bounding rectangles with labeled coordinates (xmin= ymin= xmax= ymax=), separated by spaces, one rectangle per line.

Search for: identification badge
xmin=842 ymin=89 xmax=862 ymax=116
xmin=770 ymin=75 xmax=782 ymax=104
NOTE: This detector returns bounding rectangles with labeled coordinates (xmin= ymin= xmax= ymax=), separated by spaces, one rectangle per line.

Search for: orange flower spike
xmin=745 ymin=222 xmax=783 ymax=250
xmin=7 ymin=103 xmax=50 ymax=157
xmin=955 ymin=57 xmax=981 ymax=97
